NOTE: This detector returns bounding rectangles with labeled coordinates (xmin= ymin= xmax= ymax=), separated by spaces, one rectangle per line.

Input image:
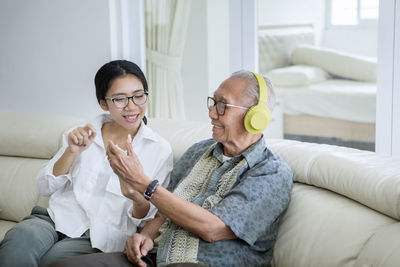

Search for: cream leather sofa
xmin=1 ymin=111 xmax=399 ymax=267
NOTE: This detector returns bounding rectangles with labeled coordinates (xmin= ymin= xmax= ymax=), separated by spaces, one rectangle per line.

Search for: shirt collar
xmin=241 ymin=136 xmax=266 ymax=168
xmin=133 ymin=118 xmax=159 ymax=143
xmin=209 ymin=136 xmax=266 ymax=167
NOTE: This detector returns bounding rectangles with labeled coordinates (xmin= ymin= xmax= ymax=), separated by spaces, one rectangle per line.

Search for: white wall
xmin=230 ymin=0 xmax=259 ymax=73
xmin=181 ymin=0 xmax=209 ymax=122
xmin=323 ymin=27 xmax=378 ymax=57
xmin=109 ymin=0 xmax=146 ymax=70
xmin=376 ymin=0 xmax=400 ymax=156
xmin=207 ymin=0 xmax=230 ymax=96
xmin=181 ymin=0 xmax=230 ymax=122
xmin=0 ymin=0 xmax=112 ymax=120
xmin=258 ymin=0 xmax=325 ymax=45
xmin=0 ymin=0 xmax=227 ymax=123
xmin=258 ymin=0 xmax=377 ymax=58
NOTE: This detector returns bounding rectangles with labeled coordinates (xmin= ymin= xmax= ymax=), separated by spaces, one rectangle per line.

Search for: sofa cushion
xmin=0 ymin=220 xmax=16 ymax=242
xmin=272 ymin=183 xmax=396 ymax=267
xmin=355 ymin=223 xmax=400 ymax=266
xmin=0 ymin=156 xmax=47 ymax=222
xmin=0 ymin=112 xmax=84 ymax=159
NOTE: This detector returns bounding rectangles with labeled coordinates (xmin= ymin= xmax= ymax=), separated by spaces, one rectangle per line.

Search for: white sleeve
xmin=36 ymin=129 xmax=79 ymax=197
xmin=126 ymin=149 xmax=173 ymax=227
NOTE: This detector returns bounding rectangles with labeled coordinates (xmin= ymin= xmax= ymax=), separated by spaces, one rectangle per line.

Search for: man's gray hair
xmin=230 ymin=70 xmax=276 ymax=112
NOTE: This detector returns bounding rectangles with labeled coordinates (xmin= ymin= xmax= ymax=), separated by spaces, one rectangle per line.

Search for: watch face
xmin=144 ymin=180 xmax=159 ymax=200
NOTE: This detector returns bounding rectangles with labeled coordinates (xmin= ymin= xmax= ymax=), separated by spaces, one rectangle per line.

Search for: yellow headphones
xmin=244 ymin=72 xmax=271 ymax=134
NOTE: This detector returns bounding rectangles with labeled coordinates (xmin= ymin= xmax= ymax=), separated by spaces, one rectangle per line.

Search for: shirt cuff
xmin=44 ymin=158 xmax=73 ymax=180
xmin=37 ymin=158 xmax=75 ymax=196
xmin=48 ymin=173 xmax=71 ymax=187
xmin=126 ymin=202 xmax=157 ymax=227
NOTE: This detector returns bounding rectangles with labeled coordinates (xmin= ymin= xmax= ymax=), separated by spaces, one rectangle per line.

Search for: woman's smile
xmin=123 ymin=114 xmax=139 ymax=123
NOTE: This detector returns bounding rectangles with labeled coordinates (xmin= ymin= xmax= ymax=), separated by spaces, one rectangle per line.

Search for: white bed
xmin=258 ymin=25 xmax=376 ymax=150
xmin=276 ymin=80 xmax=376 ymax=123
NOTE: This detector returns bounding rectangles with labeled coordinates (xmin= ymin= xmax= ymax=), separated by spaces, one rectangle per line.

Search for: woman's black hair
xmin=95 ymin=60 xmax=148 ymax=124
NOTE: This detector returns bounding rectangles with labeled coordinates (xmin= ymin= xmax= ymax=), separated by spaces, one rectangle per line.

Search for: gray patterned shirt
xmin=160 ymin=137 xmax=293 ymax=267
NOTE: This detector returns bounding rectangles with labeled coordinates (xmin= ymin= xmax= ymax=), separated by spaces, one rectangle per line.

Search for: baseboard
xmin=284 ymin=134 xmax=375 ymax=152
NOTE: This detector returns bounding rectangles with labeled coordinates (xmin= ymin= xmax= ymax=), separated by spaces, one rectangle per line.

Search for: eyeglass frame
xmin=105 ymin=91 xmax=149 ymax=109
xmin=207 ymin=96 xmax=249 ymax=116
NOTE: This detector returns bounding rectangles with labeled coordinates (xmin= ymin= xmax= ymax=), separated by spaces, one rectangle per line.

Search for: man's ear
xmin=100 ymin=99 xmax=109 ymax=111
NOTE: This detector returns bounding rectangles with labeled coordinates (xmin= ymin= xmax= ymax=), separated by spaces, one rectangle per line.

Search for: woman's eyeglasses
xmin=105 ymin=92 xmax=148 ymax=109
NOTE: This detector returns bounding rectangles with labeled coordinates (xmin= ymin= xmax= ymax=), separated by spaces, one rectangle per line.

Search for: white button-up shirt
xmin=37 ymin=114 xmax=173 ymax=252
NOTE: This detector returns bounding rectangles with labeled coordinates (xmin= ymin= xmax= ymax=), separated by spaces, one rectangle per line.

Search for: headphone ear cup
xmin=244 ymin=105 xmax=271 ymax=134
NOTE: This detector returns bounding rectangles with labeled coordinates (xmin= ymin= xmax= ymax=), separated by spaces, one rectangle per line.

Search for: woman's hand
xmin=53 ymin=124 xmax=96 ymax=176
xmin=106 ymin=137 xmax=151 ymax=194
xmin=119 ymin=177 xmax=150 ymax=218
xmin=124 ymin=233 xmax=154 ymax=267
xmin=67 ymin=124 xmax=96 ymax=154
xmin=118 ymin=176 xmax=138 ymax=199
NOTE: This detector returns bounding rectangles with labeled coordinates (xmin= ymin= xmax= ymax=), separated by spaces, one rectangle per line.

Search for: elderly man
xmin=50 ymin=70 xmax=293 ymax=267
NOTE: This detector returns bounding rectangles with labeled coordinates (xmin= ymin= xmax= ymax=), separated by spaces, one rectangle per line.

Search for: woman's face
xmin=100 ymin=74 xmax=147 ymax=131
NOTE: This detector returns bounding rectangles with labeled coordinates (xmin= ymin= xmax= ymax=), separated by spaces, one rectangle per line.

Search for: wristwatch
xmin=144 ymin=180 xmax=159 ymax=200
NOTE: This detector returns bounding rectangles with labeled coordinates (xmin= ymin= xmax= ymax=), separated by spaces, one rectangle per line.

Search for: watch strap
xmin=144 ymin=179 xmax=159 ymax=200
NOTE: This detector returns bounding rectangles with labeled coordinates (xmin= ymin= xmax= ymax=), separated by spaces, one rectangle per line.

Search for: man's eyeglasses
xmin=207 ymin=96 xmax=249 ymax=116
xmin=105 ymin=92 xmax=148 ymax=109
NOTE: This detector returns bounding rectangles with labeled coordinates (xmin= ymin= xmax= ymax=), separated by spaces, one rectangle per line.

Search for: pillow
xmin=291 ymin=45 xmax=377 ymax=82
xmin=266 ymin=65 xmax=329 ymax=87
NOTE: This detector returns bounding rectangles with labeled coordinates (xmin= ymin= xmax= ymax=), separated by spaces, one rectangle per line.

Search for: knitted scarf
xmin=156 ymin=143 xmax=247 ymax=266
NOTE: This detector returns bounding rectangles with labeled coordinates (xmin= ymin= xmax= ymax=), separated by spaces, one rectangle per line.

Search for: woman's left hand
xmin=106 ymin=137 xmax=151 ymax=194
xmin=118 ymin=176 xmax=143 ymax=200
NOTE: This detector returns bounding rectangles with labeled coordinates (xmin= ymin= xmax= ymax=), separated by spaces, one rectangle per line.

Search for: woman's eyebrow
xmin=132 ymin=89 xmax=145 ymax=93
xmin=110 ymin=89 xmax=145 ymax=97
xmin=110 ymin=93 xmax=126 ymax=97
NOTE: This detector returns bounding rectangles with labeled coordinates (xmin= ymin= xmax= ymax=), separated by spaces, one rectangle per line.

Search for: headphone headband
xmin=243 ymin=72 xmax=271 ymax=134
xmin=251 ymin=72 xmax=268 ymax=106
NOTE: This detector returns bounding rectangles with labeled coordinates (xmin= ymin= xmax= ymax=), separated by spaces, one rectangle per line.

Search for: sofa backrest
xmin=267 ymin=138 xmax=400 ymax=221
xmin=0 ymin=112 xmax=84 ymax=222
xmin=147 ymin=118 xmax=212 ymax=162
xmin=2 ymin=111 xmax=399 ymax=222
xmin=0 ymin=113 xmax=212 ymax=223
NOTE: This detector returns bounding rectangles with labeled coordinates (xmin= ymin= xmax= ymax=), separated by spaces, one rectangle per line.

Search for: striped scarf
xmin=156 ymin=143 xmax=247 ymax=266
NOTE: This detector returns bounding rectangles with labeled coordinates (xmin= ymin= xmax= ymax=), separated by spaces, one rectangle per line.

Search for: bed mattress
xmin=275 ymin=79 xmax=376 ymax=123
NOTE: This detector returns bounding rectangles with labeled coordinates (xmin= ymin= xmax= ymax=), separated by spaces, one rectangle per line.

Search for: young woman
xmin=0 ymin=60 xmax=173 ymax=267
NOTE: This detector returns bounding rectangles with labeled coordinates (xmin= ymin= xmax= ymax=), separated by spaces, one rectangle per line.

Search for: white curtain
xmin=144 ymin=0 xmax=191 ymax=119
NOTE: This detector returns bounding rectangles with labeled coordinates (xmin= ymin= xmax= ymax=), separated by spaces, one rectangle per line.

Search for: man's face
xmin=208 ymin=77 xmax=251 ymax=145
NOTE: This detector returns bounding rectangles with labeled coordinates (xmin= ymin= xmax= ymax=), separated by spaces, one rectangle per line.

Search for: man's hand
xmin=124 ymin=233 xmax=154 ymax=267
xmin=106 ymin=137 xmax=151 ymax=193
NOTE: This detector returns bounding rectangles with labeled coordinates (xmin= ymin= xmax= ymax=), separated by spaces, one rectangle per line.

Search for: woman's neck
xmin=102 ymin=121 xmax=140 ymax=146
